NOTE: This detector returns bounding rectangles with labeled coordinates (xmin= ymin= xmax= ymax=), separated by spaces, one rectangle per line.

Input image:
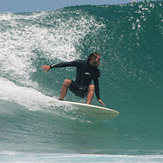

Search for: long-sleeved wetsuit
xmin=50 ymin=60 xmax=100 ymax=99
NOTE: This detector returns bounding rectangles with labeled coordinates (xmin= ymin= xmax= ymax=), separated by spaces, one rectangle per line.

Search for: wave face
xmin=0 ymin=1 xmax=163 ymax=157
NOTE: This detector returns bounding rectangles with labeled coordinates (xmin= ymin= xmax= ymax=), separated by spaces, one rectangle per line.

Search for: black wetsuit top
xmin=50 ymin=60 xmax=100 ymax=99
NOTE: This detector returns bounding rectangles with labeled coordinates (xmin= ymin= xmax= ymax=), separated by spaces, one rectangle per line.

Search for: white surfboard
xmin=61 ymin=101 xmax=119 ymax=120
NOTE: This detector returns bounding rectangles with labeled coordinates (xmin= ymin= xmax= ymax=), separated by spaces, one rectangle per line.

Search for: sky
xmin=0 ymin=0 xmax=143 ymax=13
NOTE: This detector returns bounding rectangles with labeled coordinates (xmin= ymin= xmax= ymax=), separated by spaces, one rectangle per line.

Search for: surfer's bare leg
xmin=59 ymin=79 xmax=71 ymax=100
xmin=87 ymin=85 xmax=95 ymax=104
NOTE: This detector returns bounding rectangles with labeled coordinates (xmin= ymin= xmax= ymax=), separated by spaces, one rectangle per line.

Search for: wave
xmin=0 ymin=1 xmax=163 ymax=155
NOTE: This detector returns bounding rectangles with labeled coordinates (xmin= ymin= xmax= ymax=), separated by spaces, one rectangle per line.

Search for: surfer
xmin=42 ymin=52 xmax=105 ymax=106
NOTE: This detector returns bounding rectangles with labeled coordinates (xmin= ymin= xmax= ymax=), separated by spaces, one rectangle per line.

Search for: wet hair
xmin=87 ymin=52 xmax=100 ymax=63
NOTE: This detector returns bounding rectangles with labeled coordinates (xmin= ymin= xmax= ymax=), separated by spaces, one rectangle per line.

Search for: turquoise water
xmin=0 ymin=1 xmax=163 ymax=162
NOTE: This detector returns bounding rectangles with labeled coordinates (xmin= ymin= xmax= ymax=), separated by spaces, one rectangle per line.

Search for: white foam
xmin=0 ymin=77 xmax=59 ymax=111
xmin=1 ymin=152 xmax=163 ymax=162
xmin=0 ymin=78 xmax=94 ymax=122
xmin=0 ymin=11 xmax=104 ymax=88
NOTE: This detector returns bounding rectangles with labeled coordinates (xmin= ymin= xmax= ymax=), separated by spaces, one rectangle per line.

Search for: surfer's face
xmin=93 ymin=55 xmax=101 ymax=67
xmin=89 ymin=54 xmax=101 ymax=67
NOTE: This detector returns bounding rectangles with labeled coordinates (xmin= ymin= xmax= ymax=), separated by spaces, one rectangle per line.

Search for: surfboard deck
xmin=61 ymin=101 xmax=119 ymax=120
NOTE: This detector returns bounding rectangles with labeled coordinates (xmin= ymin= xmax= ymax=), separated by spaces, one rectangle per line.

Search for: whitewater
xmin=0 ymin=1 xmax=163 ymax=162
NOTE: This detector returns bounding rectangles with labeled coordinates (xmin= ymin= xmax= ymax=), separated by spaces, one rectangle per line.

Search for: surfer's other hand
xmin=98 ymin=99 xmax=105 ymax=106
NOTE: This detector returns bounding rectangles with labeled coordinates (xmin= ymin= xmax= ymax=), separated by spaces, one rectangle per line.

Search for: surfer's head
xmin=87 ymin=52 xmax=101 ymax=67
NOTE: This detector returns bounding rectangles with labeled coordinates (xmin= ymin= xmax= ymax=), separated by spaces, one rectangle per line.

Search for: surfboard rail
xmin=61 ymin=101 xmax=119 ymax=120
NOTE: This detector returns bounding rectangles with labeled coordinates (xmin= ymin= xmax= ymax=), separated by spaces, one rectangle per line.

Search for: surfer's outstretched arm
xmin=42 ymin=60 xmax=82 ymax=72
xmin=41 ymin=65 xmax=51 ymax=72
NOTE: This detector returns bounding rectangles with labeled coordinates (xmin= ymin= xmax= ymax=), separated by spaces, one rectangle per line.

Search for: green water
xmin=0 ymin=1 xmax=163 ymax=162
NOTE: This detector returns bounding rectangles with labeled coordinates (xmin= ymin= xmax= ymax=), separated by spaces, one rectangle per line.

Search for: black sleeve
xmin=50 ymin=60 xmax=83 ymax=68
xmin=94 ymin=78 xmax=100 ymax=100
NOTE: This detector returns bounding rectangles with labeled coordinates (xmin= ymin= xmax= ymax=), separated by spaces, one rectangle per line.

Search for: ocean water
xmin=0 ymin=1 xmax=163 ymax=162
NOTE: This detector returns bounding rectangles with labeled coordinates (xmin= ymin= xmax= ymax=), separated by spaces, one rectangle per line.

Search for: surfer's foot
xmin=59 ymin=98 xmax=63 ymax=101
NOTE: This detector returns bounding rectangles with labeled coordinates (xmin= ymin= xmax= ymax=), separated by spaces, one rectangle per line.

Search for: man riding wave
xmin=42 ymin=52 xmax=105 ymax=106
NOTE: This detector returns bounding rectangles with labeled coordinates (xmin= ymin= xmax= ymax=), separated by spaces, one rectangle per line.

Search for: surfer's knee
xmin=89 ymin=85 xmax=95 ymax=92
xmin=63 ymin=79 xmax=72 ymax=87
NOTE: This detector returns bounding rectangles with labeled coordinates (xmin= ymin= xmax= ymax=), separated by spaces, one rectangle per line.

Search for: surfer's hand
xmin=41 ymin=65 xmax=51 ymax=72
xmin=98 ymin=99 xmax=105 ymax=106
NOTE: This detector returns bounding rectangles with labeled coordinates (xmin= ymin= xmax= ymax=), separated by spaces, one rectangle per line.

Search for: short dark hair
xmin=87 ymin=52 xmax=100 ymax=63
